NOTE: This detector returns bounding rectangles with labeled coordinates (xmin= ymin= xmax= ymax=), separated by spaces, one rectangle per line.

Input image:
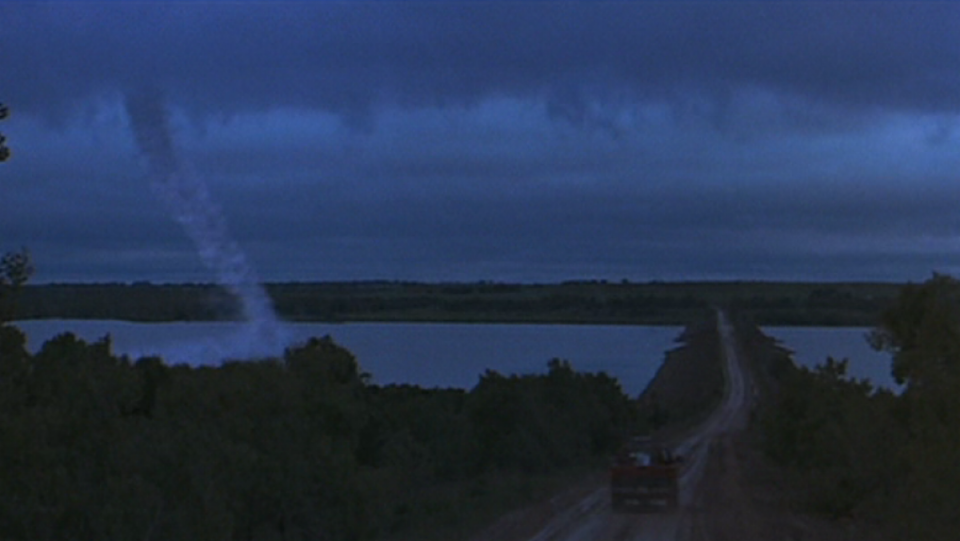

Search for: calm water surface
xmin=762 ymin=327 xmax=900 ymax=391
xmin=14 ymin=320 xmax=683 ymax=396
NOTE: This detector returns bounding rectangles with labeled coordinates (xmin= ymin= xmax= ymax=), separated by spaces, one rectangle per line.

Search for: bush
xmin=0 ymin=329 xmax=638 ymax=540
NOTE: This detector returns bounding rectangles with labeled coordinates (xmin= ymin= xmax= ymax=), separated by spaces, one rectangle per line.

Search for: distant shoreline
xmin=14 ymin=280 xmax=901 ymax=327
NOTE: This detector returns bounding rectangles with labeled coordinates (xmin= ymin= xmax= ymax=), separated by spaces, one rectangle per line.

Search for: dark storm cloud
xmin=205 ymin=176 xmax=960 ymax=280
xmin=5 ymin=2 xmax=960 ymax=283
xmin=5 ymin=2 xmax=960 ymax=126
xmin=9 ymin=151 xmax=960 ymax=283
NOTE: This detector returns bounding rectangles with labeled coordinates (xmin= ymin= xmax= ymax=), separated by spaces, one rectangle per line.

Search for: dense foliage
xmin=758 ymin=274 xmax=960 ymax=539
xmin=0 ymin=326 xmax=638 ymax=540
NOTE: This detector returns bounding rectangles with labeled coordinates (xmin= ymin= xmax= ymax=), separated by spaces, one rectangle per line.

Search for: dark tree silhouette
xmin=0 ymin=102 xmax=9 ymax=161
xmin=0 ymin=247 xmax=33 ymax=323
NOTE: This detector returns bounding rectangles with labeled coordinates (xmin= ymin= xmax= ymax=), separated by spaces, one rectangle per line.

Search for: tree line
xmin=15 ymin=281 xmax=710 ymax=324
xmin=755 ymin=273 xmax=960 ymax=540
xmin=14 ymin=280 xmax=900 ymax=326
xmin=0 ymin=325 xmax=641 ymax=540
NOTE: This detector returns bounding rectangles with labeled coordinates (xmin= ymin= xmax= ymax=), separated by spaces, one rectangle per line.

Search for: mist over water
xmin=125 ymin=91 xmax=284 ymax=361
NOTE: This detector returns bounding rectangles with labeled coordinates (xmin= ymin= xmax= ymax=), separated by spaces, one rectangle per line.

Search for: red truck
xmin=610 ymin=436 xmax=682 ymax=512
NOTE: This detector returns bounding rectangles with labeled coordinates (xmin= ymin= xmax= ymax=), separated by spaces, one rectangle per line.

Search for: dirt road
xmin=520 ymin=310 xmax=751 ymax=541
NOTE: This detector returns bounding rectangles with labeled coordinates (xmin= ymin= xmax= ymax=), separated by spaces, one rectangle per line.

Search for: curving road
xmin=524 ymin=310 xmax=751 ymax=541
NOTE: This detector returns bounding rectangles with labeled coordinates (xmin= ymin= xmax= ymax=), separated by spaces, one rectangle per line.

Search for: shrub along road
xmin=473 ymin=310 xmax=754 ymax=541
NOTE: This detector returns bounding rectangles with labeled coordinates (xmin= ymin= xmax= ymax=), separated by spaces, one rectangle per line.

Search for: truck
xmin=610 ymin=436 xmax=682 ymax=512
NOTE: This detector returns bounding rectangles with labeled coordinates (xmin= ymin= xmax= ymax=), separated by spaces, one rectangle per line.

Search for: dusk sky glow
xmin=3 ymin=2 xmax=960 ymax=283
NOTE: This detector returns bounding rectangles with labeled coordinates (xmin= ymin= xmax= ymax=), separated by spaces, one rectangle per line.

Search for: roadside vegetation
xmin=748 ymin=273 xmax=960 ymax=540
xmin=0 ymin=326 xmax=648 ymax=541
xmin=0 ymin=326 xmax=646 ymax=540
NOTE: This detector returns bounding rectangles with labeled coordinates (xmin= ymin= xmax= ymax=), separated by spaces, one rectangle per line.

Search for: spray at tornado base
xmin=125 ymin=91 xmax=284 ymax=364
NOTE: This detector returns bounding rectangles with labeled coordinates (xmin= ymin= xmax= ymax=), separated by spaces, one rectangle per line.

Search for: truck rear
xmin=610 ymin=437 xmax=681 ymax=512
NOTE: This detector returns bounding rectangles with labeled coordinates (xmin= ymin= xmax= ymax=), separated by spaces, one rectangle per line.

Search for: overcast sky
xmin=3 ymin=1 xmax=960 ymax=284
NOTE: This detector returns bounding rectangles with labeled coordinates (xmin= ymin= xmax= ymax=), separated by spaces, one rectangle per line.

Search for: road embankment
xmin=637 ymin=314 xmax=726 ymax=438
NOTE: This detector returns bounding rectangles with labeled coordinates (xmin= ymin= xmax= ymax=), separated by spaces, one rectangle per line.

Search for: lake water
xmin=14 ymin=320 xmax=899 ymax=394
xmin=762 ymin=327 xmax=901 ymax=391
xmin=13 ymin=320 xmax=683 ymax=396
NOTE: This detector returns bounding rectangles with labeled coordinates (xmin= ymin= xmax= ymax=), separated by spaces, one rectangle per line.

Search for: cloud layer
xmin=3 ymin=2 xmax=960 ymax=282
